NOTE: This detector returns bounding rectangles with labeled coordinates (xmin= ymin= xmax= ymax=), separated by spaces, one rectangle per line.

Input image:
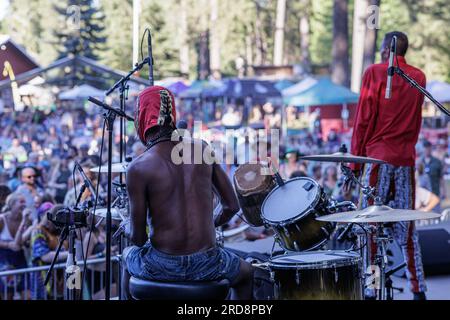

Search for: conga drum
xmin=233 ymin=163 xmax=275 ymax=226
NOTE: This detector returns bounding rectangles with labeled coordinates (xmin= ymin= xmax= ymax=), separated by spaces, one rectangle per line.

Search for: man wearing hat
xmin=121 ymin=86 xmax=254 ymax=299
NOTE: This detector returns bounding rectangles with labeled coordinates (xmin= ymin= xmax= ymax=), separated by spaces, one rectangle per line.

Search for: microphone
xmin=75 ymin=162 xmax=104 ymax=206
xmin=385 ymin=36 xmax=397 ymax=99
xmin=337 ymin=223 xmax=354 ymax=242
xmin=147 ymin=28 xmax=154 ymax=86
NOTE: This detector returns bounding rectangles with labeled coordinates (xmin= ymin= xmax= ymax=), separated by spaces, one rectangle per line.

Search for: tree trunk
xmin=362 ymin=0 xmax=380 ymax=72
xmin=299 ymin=11 xmax=311 ymax=74
xmin=273 ymin=0 xmax=287 ymax=66
xmin=178 ymin=0 xmax=190 ymax=77
xmin=245 ymin=34 xmax=254 ymax=75
xmin=331 ymin=0 xmax=350 ymax=87
xmin=209 ymin=0 xmax=221 ymax=79
xmin=254 ymin=3 xmax=266 ymax=65
xmin=197 ymin=30 xmax=210 ymax=80
xmin=351 ymin=0 xmax=368 ymax=92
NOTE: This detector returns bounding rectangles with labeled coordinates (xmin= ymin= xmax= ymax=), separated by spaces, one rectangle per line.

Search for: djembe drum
xmin=233 ymin=163 xmax=275 ymax=227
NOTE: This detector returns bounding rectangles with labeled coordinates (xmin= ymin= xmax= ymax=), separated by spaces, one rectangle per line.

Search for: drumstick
xmin=268 ymin=158 xmax=285 ymax=186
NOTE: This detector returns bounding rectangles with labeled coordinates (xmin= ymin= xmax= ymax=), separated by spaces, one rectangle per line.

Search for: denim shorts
xmin=123 ymin=242 xmax=241 ymax=283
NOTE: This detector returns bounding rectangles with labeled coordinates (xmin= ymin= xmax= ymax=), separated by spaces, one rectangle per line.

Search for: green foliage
xmin=53 ymin=0 xmax=107 ymax=60
xmin=378 ymin=0 xmax=450 ymax=82
xmin=1 ymin=0 xmax=448 ymax=82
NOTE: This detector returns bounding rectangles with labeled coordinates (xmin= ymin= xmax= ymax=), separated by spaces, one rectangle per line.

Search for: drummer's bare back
xmin=126 ymin=138 xmax=239 ymax=255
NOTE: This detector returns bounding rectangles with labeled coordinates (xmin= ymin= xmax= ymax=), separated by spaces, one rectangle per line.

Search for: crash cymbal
xmin=300 ymin=152 xmax=385 ymax=164
xmin=316 ymin=205 xmax=441 ymax=223
xmin=90 ymin=162 xmax=128 ymax=173
xmin=92 ymin=207 xmax=124 ymax=221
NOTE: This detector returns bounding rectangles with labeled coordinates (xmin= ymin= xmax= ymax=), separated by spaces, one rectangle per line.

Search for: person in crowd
xmin=248 ymin=105 xmax=264 ymax=129
xmin=0 ymin=194 xmax=31 ymax=299
xmin=30 ymin=204 xmax=68 ymax=300
xmin=0 ymin=185 xmax=12 ymax=209
xmin=322 ymin=165 xmax=338 ymax=198
xmin=14 ymin=167 xmax=45 ymax=212
xmin=279 ymin=149 xmax=302 ymax=179
xmin=48 ymin=155 xmax=72 ymax=204
xmin=222 ymin=105 xmax=242 ymax=129
xmin=421 ymin=140 xmax=444 ymax=201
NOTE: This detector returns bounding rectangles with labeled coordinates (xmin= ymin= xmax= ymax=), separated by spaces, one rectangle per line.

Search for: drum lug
xmin=296 ymin=268 xmax=301 ymax=285
xmin=269 ymin=270 xmax=275 ymax=283
xmin=334 ymin=267 xmax=339 ymax=283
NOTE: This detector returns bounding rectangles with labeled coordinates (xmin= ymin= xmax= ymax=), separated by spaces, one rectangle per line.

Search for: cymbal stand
xmin=373 ymin=223 xmax=392 ymax=300
xmin=340 ymin=164 xmax=380 ymax=204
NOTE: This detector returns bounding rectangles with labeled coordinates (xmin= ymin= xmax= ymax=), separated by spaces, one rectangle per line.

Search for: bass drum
xmin=261 ymin=177 xmax=335 ymax=251
xmin=268 ymin=251 xmax=363 ymax=300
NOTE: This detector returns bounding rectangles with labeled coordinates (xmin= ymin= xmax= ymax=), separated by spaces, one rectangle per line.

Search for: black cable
xmin=349 ymin=223 xmax=368 ymax=252
xmin=72 ymin=164 xmax=77 ymax=204
xmin=78 ymin=228 xmax=85 ymax=265
xmin=140 ymin=28 xmax=150 ymax=64
xmin=80 ymin=118 xmax=106 ymax=299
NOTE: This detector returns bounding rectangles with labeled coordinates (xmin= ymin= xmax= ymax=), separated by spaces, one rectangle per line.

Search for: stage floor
xmin=393 ymin=275 xmax=450 ymax=300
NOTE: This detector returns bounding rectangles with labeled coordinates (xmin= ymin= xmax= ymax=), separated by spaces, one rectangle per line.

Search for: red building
xmin=0 ymin=35 xmax=39 ymax=81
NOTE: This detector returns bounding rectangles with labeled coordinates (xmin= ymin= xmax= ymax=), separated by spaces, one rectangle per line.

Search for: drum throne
xmin=129 ymin=277 xmax=230 ymax=300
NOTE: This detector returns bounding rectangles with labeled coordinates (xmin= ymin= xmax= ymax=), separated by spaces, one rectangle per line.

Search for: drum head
xmin=234 ymin=163 xmax=272 ymax=196
xmin=269 ymin=251 xmax=360 ymax=269
xmin=262 ymin=177 xmax=320 ymax=223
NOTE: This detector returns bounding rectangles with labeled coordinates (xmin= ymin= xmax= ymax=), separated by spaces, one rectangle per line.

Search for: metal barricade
xmin=0 ymin=256 xmax=121 ymax=300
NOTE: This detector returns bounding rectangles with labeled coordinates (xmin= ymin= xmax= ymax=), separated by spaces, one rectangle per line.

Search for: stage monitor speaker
xmin=387 ymin=221 xmax=450 ymax=276
xmin=417 ymin=221 xmax=450 ymax=275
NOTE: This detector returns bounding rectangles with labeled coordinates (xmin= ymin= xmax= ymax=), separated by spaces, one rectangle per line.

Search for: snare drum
xmin=261 ymin=177 xmax=335 ymax=251
xmin=234 ymin=163 xmax=275 ymax=226
xmin=268 ymin=251 xmax=363 ymax=300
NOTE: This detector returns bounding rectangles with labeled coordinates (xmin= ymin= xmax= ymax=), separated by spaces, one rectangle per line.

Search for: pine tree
xmin=100 ymin=0 xmax=133 ymax=72
xmin=140 ymin=0 xmax=179 ymax=79
xmin=54 ymin=0 xmax=106 ymax=60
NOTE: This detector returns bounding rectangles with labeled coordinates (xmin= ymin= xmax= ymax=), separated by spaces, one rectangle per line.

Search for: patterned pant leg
xmin=391 ymin=166 xmax=427 ymax=293
xmin=360 ymin=163 xmax=394 ymax=296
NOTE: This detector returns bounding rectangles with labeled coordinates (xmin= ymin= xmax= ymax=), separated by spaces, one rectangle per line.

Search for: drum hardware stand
xmin=44 ymin=184 xmax=90 ymax=300
xmin=391 ymin=66 xmax=450 ymax=117
xmin=385 ymin=262 xmax=406 ymax=300
xmin=88 ymin=96 xmax=134 ymax=300
xmin=373 ymin=223 xmax=393 ymax=300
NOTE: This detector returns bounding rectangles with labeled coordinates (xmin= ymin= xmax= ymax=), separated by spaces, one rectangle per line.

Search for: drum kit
xmin=89 ymin=162 xmax=130 ymax=223
xmin=84 ymin=145 xmax=441 ymax=300
xmin=234 ymin=145 xmax=441 ymax=300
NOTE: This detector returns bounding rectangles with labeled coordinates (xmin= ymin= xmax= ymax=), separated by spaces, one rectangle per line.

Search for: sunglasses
xmin=26 ymin=175 xmax=37 ymax=179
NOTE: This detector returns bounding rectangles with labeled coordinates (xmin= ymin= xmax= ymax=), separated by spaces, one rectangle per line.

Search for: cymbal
xmin=316 ymin=205 xmax=441 ymax=223
xmin=90 ymin=162 xmax=128 ymax=173
xmin=300 ymin=152 xmax=385 ymax=164
xmin=92 ymin=207 xmax=124 ymax=221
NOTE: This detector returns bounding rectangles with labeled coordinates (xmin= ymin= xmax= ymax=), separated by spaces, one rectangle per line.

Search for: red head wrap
xmin=134 ymin=85 xmax=177 ymax=144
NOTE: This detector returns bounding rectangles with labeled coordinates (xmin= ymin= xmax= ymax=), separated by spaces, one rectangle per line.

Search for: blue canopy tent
xmin=178 ymin=80 xmax=225 ymax=99
xmin=281 ymin=77 xmax=359 ymax=139
xmin=274 ymin=79 xmax=295 ymax=91
xmin=283 ymin=77 xmax=359 ymax=106
xmin=222 ymin=78 xmax=282 ymax=104
xmin=167 ymin=81 xmax=189 ymax=95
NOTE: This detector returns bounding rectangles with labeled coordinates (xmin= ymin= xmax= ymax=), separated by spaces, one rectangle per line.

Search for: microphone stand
xmin=88 ymin=97 xmax=134 ymax=300
xmin=393 ymin=66 xmax=450 ymax=117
